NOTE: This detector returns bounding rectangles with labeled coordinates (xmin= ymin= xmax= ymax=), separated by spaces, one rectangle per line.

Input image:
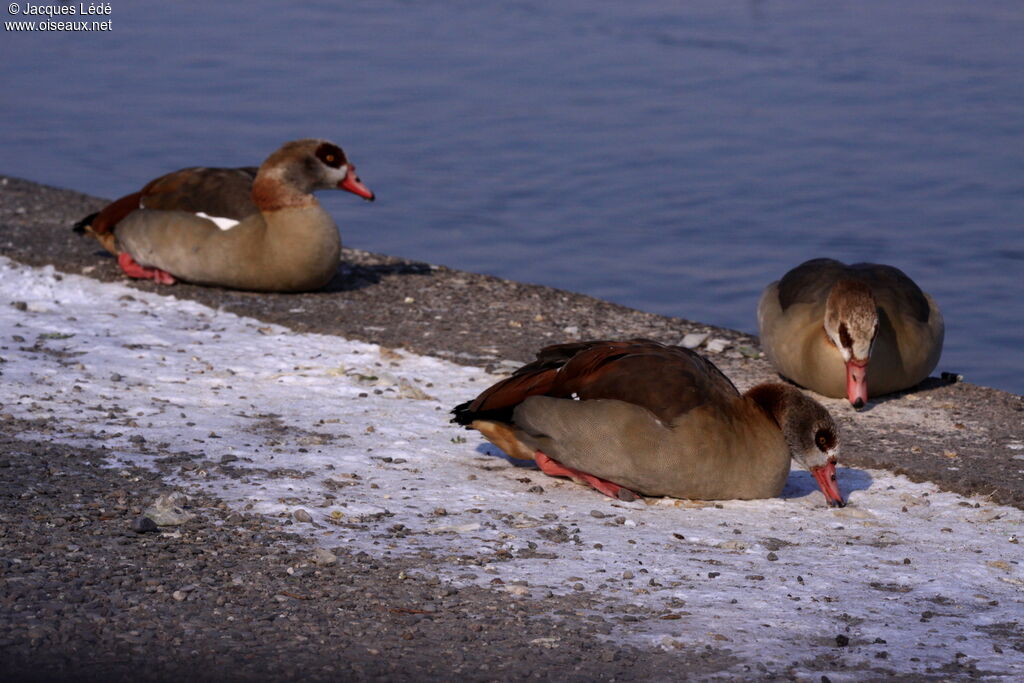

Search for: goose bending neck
xmin=745 ymin=383 xmax=798 ymax=427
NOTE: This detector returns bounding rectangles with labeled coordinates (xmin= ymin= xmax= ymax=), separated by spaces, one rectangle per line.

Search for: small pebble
xmin=835 ymin=634 xmax=850 ymax=647
xmin=680 ymin=333 xmax=709 ymax=349
xmin=705 ymin=338 xmax=730 ymax=354
xmin=311 ymin=548 xmax=337 ymax=567
xmin=144 ymin=493 xmax=194 ymax=526
xmin=293 ymin=509 xmax=313 ymax=523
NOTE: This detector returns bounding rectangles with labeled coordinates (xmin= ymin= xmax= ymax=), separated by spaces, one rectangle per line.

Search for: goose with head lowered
xmin=73 ymin=138 xmax=374 ymax=292
xmin=758 ymin=258 xmax=943 ymax=409
xmin=452 ymin=339 xmax=845 ymax=507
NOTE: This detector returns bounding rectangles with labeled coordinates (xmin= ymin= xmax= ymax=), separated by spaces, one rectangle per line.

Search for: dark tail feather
xmin=450 ymin=400 xmax=475 ymax=426
xmin=450 ymin=399 xmax=520 ymax=428
xmin=72 ymin=212 xmax=98 ymax=234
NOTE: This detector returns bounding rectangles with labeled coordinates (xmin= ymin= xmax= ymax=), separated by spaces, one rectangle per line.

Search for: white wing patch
xmin=196 ymin=212 xmax=240 ymax=230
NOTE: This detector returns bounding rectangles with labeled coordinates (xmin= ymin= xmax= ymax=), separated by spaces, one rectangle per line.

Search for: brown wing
xmin=139 ymin=166 xmax=259 ymax=220
xmin=775 ymin=258 xmax=848 ymax=311
xmin=73 ymin=166 xmax=260 ymax=241
xmin=847 ymin=262 xmax=932 ymax=324
xmin=452 ymin=339 xmax=739 ymax=427
xmin=776 ymin=258 xmax=932 ymax=323
xmin=451 ymin=341 xmax=625 ymax=424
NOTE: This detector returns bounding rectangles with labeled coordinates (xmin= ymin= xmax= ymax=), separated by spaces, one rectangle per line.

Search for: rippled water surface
xmin=2 ymin=0 xmax=1021 ymax=392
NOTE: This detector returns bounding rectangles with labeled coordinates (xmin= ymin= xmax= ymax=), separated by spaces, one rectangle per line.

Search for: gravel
xmin=0 ymin=416 xmax=740 ymax=681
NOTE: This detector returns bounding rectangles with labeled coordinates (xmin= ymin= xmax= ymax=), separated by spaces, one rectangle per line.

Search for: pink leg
xmin=118 ymin=252 xmax=176 ymax=285
xmin=534 ymin=451 xmax=637 ymax=501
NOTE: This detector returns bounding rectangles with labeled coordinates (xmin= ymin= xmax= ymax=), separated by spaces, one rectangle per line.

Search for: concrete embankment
xmin=3 ymin=174 xmax=1021 ymax=509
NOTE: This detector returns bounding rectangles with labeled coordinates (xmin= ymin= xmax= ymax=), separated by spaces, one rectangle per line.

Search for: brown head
xmin=746 ymin=383 xmax=844 ymax=507
xmin=252 ymin=139 xmax=375 ymax=210
xmin=823 ymin=280 xmax=877 ymax=408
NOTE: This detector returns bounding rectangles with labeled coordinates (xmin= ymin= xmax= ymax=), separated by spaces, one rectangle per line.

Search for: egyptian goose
xmin=758 ymin=258 xmax=944 ymax=408
xmin=452 ymin=339 xmax=844 ymax=507
xmin=73 ymin=139 xmax=374 ymax=292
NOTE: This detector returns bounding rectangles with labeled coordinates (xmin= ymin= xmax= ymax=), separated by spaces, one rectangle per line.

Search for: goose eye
xmin=815 ymin=429 xmax=832 ymax=451
xmin=315 ymin=142 xmax=345 ymax=168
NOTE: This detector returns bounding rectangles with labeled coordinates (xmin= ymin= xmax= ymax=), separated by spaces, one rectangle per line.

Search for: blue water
xmin=2 ymin=1 xmax=1022 ymax=394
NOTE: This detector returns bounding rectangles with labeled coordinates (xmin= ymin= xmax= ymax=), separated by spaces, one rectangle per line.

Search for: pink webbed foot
xmin=534 ymin=451 xmax=637 ymax=501
xmin=118 ymin=252 xmax=176 ymax=285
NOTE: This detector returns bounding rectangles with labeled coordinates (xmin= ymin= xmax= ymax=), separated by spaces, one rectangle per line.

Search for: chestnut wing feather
xmin=74 ymin=166 xmax=260 ymax=237
xmin=140 ymin=166 xmax=259 ymax=220
xmin=452 ymin=339 xmax=738 ymax=426
xmin=72 ymin=191 xmax=143 ymax=236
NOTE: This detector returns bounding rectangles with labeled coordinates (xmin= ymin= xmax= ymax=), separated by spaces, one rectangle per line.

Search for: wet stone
xmin=131 ymin=516 xmax=158 ymax=533
xmin=311 ymin=548 xmax=337 ymax=567
xmin=760 ymin=537 xmax=792 ymax=551
xmin=144 ymin=492 xmax=194 ymax=526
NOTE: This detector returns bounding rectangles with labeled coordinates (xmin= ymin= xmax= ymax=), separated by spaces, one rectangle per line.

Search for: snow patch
xmin=1 ymin=256 xmax=1022 ymax=678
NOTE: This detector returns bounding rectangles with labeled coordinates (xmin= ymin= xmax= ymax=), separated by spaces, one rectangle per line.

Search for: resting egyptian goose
xmin=758 ymin=258 xmax=944 ymax=409
xmin=452 ymin=339 xmax=845 ymax=507
xmin=73 ymin=139 xmax=374 ymax=292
